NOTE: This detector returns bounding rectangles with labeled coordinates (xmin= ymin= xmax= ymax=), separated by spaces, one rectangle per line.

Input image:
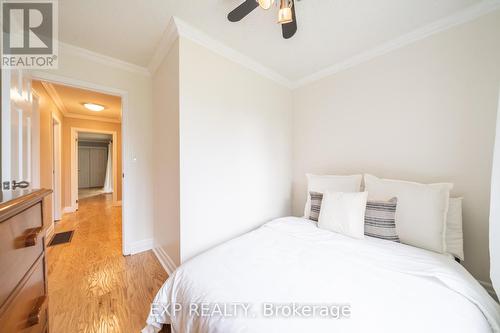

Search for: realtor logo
xmin=1 ymin=0 xmax=58 ymax=68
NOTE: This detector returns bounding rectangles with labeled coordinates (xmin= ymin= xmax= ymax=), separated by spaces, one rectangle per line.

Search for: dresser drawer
xmin=0 ymin=254 xmax=47 ymax=333
xmin=0 ymin=203 xmax=44 ymax=306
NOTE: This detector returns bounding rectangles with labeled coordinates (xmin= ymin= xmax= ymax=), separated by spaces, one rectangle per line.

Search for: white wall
xmin=292 ymin=11 xmax=500 ymax=282
xmin=490 ymin=89 xmax=500 ymax=297
xmin=32 ymin=44 xmax=154 ymax=254
xmin=153 ymin=40 xmax=181 ymax=265
xmin=178 ymin=37 xmax=293 ymax=262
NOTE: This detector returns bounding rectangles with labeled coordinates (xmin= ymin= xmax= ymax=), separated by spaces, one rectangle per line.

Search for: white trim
xmin=479 ymin=280 xmax=498 ymax=300
xmin=52 ymin=113 xmax=62 ymax=221
xmin=148 ymin=17 xmax=292 ymax=88
xmin=45 ymin=222 xmax=55 ymax=244
xmin=63 ymin=206 xmax=76 ymax=214
xmin=64 ymin=112 xmax=121 ymax=124
xmin=30 ymin=71 xmax=126 ymax=97
xmin=60 ymin=42 xmax=151 ymax=77
xmin=33 ymin=1 xmax=500 ymax=91
xmin=31 ymin=93 xmax=41 ymax=189
xmin=147 ymin=3 xmax=500 ymax=89
xmin=293 ymin=1 xmax=500 ymax=88
xmin=153 ymin=247 xmax=177 ymax=276
xmin=128 ymin=238 xmax=154 ymax=255
xmin=148 ymin=17 xmax=179 ymax=75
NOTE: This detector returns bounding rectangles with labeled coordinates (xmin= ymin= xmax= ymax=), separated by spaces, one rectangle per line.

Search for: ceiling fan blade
xmin=282 ymin=1 xmax=297 ymax=39
xmin=228 ymin=0 xmax=259 ymax=22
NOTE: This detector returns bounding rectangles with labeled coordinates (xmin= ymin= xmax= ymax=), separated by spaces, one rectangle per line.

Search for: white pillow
xmin=446 ymin=198 xmax=464 ymax=260
xmin=318 ymin=191 xmax=368 ymax=239
xmin=364 ymin=174 xmax=453 ymax=253
xmin=304 ymin=174 xmax=362 ymax=218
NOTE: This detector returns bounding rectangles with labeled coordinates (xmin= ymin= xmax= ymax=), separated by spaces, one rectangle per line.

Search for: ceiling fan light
xmin=257 ymin=0 xmax=273 ymax=10
xmin=278 ymin=7 xmax=293 ymax=24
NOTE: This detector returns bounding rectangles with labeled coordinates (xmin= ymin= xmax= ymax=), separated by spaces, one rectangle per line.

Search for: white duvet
xmin=144 ymin=217 xmax=500 ymax=333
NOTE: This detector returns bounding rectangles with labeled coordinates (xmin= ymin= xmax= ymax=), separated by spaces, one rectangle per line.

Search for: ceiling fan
xmin=228 ymin=0 xmax=298 ymax=39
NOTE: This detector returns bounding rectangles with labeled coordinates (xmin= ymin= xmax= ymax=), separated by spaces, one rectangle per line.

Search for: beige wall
xmin=33 ymin=80 xmax=64 ymax=228
xmin=152 ymin=39 xmax=180 ymax=265
xmin=292 ymin=11 xmax=500 ymax=282
xmin=61 ymin=117 xmax=122 ymax=208
xmin=151 ymin=36 xmax=293 ymax=265
xmin=178 ymin=37 xmax=293 ymax=262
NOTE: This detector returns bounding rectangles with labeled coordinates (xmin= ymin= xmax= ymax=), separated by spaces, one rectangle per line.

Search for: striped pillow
xmin=308 ymin=191 xmax=323 ymax=222
xmin=364 ymin=197 xmax=399 ymax=242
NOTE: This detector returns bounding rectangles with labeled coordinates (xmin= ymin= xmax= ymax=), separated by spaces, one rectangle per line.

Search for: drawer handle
xmin=24 ymin=227 xmax=43 ymax=247
xmin=27 ymin=295 xmax=48 ymax=327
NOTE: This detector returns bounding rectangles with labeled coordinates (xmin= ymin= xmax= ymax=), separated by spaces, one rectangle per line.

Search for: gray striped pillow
xmin=308 ymin=191 xmax=323 ymax=222
xmin=364 ymin=197 xmax=400 ymax=242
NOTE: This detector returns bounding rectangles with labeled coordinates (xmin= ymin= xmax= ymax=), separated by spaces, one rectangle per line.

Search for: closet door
xmin=89 ymin=147 xmax=108 ymax=187
xmin=78 ymin=147 xmax=90 ymax=188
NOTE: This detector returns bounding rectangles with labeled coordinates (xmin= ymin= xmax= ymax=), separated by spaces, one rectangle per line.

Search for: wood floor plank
xmin=47 ymin=194 xmax=168 ymax=333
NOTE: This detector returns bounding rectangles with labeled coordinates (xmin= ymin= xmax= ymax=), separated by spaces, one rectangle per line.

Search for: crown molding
xmin=59 ymin=1 xmax=500 ymax=90
xmin=64 ymin=112 xmax=122 ymax=124
xmin=40 ymin=81 xmax=69 ymax=114
xmin=60 ymin=42 xmax=151 ymax=77
xmin=148 ymin=17 xmax=293 ymax=88
xmin=175 ymin=17 xmax=293 ymax=88
xmin=148 ymin=17 xmax=180 ymax=74
xmin=292 ymin=0 xmax=500 ymax=88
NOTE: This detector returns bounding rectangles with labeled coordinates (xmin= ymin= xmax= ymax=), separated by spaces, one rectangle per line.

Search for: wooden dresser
xmin=0 ymin=189 xmax=52 ymax=333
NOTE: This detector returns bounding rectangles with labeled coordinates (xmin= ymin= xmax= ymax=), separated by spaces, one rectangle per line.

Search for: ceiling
xmin=37 ymin=81 xmax=122 ymax=122
xmin=59 ymin=0 xmax=485 ymax=81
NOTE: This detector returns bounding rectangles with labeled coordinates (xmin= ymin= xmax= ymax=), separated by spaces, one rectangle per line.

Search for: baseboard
xmin=45 ymin=222 xmax=55 ymax=244
xmin=479 ymin=280 xmax=498 ymax=301
xmin=153 ymin=247 xmax=177 ymax=276
xmin=128 ymin=238 xmax=154 ymax=255
xmin=63 ymin=206 xmax=76 ymax=214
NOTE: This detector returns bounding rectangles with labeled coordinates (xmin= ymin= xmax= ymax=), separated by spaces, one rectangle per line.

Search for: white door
xmin=1 ymin=69 xmax=38 ymax=190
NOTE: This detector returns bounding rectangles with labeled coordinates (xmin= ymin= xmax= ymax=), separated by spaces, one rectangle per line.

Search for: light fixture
xmin=83 ymin=103 xmax=105 ymax=112
xmin=257 ymin=0 xmax=275 ymax=10
xmin=278 ymin=0 xmax=293 ymax=24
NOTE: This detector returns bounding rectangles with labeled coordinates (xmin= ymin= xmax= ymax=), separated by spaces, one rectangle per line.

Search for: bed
xmin=143 ymin=217 xmax=500 ymax=333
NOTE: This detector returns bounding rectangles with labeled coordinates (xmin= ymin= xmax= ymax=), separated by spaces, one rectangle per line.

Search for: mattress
xmin=144 ymin=217 xmax=500 ymax=333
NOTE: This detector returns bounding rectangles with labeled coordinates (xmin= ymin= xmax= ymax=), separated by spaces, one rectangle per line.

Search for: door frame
xmin=29 ymin=71 xmax=129 ymax=255
xmin=71 ymin=127 xmax=118 ymax=210
xmin=52 ymin=113 xmax=62 ymax=221
xmin=31 ymin=92 xmax=41 ymax=189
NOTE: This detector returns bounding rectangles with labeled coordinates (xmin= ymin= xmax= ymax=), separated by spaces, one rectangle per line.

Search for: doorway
xmin=31 ymin=72 xmax=129 ymax=255
xmin=71 ymin=128 xmax=119 ymax=209
xmin=76 ymin=131 xmax=113 ymax=200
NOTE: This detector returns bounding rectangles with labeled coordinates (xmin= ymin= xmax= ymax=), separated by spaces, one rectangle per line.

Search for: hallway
xmin=47 ymin=194 xmax=167 ymax=333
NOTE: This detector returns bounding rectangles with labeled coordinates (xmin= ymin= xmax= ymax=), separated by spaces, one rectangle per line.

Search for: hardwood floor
xmin=47 ymin=194 xmax=168 ymax=333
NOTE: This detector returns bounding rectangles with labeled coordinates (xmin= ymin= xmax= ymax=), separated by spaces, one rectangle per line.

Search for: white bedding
xmin=143 ymin=217 xmax=500 ymax=333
